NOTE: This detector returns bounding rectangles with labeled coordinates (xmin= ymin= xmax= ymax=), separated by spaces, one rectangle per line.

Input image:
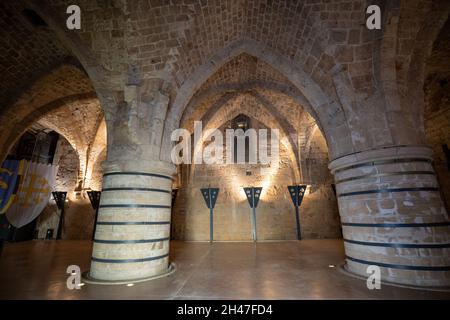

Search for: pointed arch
xmin=161 ymin=39 xmax=351 ymax=161
xmin=185 ymin=92 xmax=302 ymax=184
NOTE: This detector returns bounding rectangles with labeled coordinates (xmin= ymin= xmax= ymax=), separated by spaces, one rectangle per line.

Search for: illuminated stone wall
xmin=172 ymin=118 xmax=341 ymax=241
xmin=31 ymin=104 xmax=107 ymax=240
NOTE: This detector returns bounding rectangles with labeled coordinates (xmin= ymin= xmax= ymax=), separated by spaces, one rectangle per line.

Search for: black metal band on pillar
xmin=103 ymin=172 xmax=173 ymax=180
xmin=338 ymin=187 xmax=439 ymax=198
xmin=346 ymin=255 xmax=450 ymax=271
xmin=96 ymin=221 xmax=170 ymax=225
xmin=170 ymin=189 xmax=178 ymax=240
xmin=287 ymin=185 xmax=307 ymax=240
xmin=102 ymin=187 xmax=171 ymax=193
xmin=342 ymin=221 xmax=450 ymax=228
xmin=93 ymin=237 xmax=170 ymax=244
xmin=99 ymin=204 xmax=171 ymax=209
xmin=335 ymin=171 xmax=435 ymax=184
xmin=333 ymin=158 xmax=431 ymax=174
xmin=91 ymin=253 xmax=169 ymax=264
xmin=52 ymin=191 xmax=67 ymax=240
xmin=343 ymin=238 xmax=450 ymax=248
xmin=87 ymin=191 xmax=101 ymax=241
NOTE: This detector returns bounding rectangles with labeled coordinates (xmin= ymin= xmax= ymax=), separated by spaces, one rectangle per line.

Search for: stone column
xmin=87 ymin=159 xmax=174 ymax=282
xmin=83 ymin=86 xmax=175 ymax=283
xmin=329 ymin=145 xmax=450 ymax=287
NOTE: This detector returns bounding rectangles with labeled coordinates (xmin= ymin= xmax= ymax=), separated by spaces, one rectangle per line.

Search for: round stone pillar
xmin=86 ymin=160 xmax=174 ymax=283
xmin=329 ymin=145 xmax=450 ymax=287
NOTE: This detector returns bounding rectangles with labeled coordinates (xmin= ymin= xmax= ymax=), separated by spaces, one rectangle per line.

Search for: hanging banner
xmin=6 ymin=161 xmax=58 ymax=228
xmin=0 ymin=160 xmax=24 ymax=214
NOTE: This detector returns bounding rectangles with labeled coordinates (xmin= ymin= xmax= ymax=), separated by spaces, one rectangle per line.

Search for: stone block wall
xmin=36 ymin=136 xmax=103 ymax=240
xmin=172 ymin=118 xmax=341 ymax=241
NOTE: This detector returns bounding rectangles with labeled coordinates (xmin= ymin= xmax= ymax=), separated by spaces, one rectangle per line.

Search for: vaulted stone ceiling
xmin=36 ymin=99 xmax=104 ymax=155
xmin=30 ymin=99 xmax=106 ymax=192
xmin=424 ymin=16 xmax=450 ymax=116
xmin=200 ymin=53 xmax=292 ymax=91
xmin=0 ymin=2 xmax=97 ymax=163
xmin=0 ymin=2 xmax=73 ymax=107
xmin=180 ymin=53 xmax=309 ymax=132
xmin=0 ymin=0 xmax=448 ymax=163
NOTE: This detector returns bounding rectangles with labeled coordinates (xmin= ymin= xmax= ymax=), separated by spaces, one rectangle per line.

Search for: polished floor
xmin=0 ymin=240 xmax=449 ymax=299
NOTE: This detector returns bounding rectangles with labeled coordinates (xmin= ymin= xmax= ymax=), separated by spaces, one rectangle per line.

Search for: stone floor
xmin=0 ymin=239 xmax=449 ymax=299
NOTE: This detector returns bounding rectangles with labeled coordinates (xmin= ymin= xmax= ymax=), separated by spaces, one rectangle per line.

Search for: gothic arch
xmin=162 ymin=39 xmax=351 ymax=161
xmin=185 ymin=92 xmax=303 ymax=184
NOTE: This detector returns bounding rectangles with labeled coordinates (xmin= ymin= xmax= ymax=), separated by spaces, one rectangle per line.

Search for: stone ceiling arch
xmin=180 ymin=89 xmax=308 ymax=176
xmin=0 ymin=60 xmax=98 ymax=162
xmin=0 ymin=93 xmax=98 ymax=164
xmin=0 ymin=1 xmax=71 ymax=108
xmin=180 ymin=81 xmax=313 ymax=132
xmin=405 ymin=2 xmax=449 ymax=122
xmin=36 ymin=99 xmax=102 ymax=159
xmin=36 ymin=99 xmax=104 ymax=182
xmin=162 ymin=39 xmax=350 ymax=161
xmin=378 ymin=0 xmax=450 ymax=146
xmin=18 ymin=97 xmax=105 ymax=191
xmin=25 ymin=0 xmax=115 ymax=95
xmin=0 ymin=1 xmax=120 ymax=137
xmin=186 ymin=92 xmax=302 ymax=183
xmin=405 ymin=3 xmax=450 ymax=121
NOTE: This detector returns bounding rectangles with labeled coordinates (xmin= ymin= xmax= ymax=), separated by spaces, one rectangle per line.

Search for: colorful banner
xmin=0 ymin=160 xmax=23 ymax=215
xmin=6 ymin=161 xmax=58 ymax=228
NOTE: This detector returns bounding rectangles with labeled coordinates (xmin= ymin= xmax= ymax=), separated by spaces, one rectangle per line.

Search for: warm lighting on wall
xmin=259 ymin=164 xmax=278 ymax=200
xmin=230 ymin=172 xmax=248 ymax=202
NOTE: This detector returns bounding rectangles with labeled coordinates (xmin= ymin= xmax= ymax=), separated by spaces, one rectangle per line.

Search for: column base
xmin=81 ymin=262 xmax=176 ymax=285
xmin=339 ymin=263 xmax=450 ymax=292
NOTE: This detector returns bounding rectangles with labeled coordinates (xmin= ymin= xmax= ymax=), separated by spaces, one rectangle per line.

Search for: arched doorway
xmin=2 ymin=97 xmax=106 ymax=242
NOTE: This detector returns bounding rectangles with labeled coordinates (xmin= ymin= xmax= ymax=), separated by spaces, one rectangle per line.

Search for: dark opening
xmin=22 ymin=9 xmax=48 ymax=27
xmin=9 ymin=130 xmax=59 ymax=164
xmin=439 ymin=79 xmax=448 ymax=87
xmin=442 ymin=144 xmax=450 ymax=171
xmin=231 ymin=114 xmax=250 ymax=164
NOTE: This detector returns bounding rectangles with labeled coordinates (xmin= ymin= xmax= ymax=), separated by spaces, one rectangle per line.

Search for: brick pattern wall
xmin=173 ymin=108 xmax=341 ymax=240
xmin=0 ymin=2 xmax=70 ymax=106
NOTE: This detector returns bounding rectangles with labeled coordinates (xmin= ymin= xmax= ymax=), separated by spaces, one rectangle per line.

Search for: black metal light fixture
xmin=287 ymin=185 xmax=307 ymax=240
xmin=171 ymin=189 xmax=178 ymax=207
xmin=87 ymin=191 xmax=101 ymax=241
xmin=201 ymin=188 xmax=219 ymax=242
xmin=243 ymin=187 xmax=262 ymax=241
xmin=52 ymin=191 xmax=67 ymax=240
